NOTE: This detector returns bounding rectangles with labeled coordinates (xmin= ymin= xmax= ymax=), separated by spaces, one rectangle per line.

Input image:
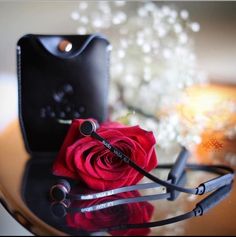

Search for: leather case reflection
xmin=17 ymin=34 xmax=110 ymax=154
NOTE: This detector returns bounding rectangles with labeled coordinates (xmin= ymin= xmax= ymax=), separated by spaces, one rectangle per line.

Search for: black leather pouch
xmin=17 ymin=34 xmax=110 ymax=154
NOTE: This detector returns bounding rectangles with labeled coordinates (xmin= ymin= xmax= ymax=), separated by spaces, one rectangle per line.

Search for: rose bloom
xmin=52 ymin=119 xmax=157 ymax=190
xmin=66 ymin=189 xmax=154 ymax=236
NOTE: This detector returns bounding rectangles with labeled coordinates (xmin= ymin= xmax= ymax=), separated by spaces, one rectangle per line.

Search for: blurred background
xmin=0 ymin=1 xmax=236 ymax=81
xmin=0 ymin=1 xmax=236 ymax=235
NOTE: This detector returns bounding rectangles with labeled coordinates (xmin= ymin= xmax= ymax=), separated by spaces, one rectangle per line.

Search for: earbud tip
xmin=50 ymin=186 xmax=66 ymax=202
xmin=80 ymin=120 xmax=97 ymax=136
xmin=50 ymin=179 xmax=71 ymax=202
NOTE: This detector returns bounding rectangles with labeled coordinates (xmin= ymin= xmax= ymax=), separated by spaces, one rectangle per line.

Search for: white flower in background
xmin=70 ymin=1 xmax=207 ymax=151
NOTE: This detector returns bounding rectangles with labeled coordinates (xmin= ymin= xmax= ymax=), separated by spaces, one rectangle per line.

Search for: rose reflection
xmin=66 ymin=187 xmax=154 ymax=236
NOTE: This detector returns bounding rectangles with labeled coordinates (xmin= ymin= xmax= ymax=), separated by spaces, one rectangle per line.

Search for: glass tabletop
xmin=0 ymin=120 xmax=235 ymax=236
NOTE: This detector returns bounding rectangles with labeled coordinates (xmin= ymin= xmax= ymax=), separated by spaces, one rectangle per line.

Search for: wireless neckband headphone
xmin=50 ymin=162 xmax=233 ymax=205
xmin=77 ymin=120 xmax=234 ymax=196
xmin=50 ymin=119 xmax=234 ymax=213
xmin=51 ymin=183 xmax=232 ymax=233
xmin=51 ymin=144 xmax=233 ymax=204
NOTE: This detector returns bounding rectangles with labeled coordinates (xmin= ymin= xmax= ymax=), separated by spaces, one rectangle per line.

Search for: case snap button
xmin=58 ymin=40 xmax=72 ymax=52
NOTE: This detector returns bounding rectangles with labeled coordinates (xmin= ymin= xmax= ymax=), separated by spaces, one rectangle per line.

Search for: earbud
xmin=78 ymin=119 xmax=234 ymax=196
xmin=50 ymin=179 xmax=71 ymax=202
xmin=79 ymin=120 xmax=98 ymax=136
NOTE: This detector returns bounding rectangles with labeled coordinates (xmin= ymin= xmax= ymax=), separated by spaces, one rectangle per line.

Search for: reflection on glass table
xmin=0 ymin=120 xmax=235 ymax=236
xmin=21 ymin=155 xmax=233 ymax=236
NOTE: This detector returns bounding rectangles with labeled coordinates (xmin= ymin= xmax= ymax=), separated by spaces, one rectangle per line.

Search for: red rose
xmin=66 ymin=189 xmax=154 ymax=236
xmin=52 ymin=119 xmax=157 ymax=190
